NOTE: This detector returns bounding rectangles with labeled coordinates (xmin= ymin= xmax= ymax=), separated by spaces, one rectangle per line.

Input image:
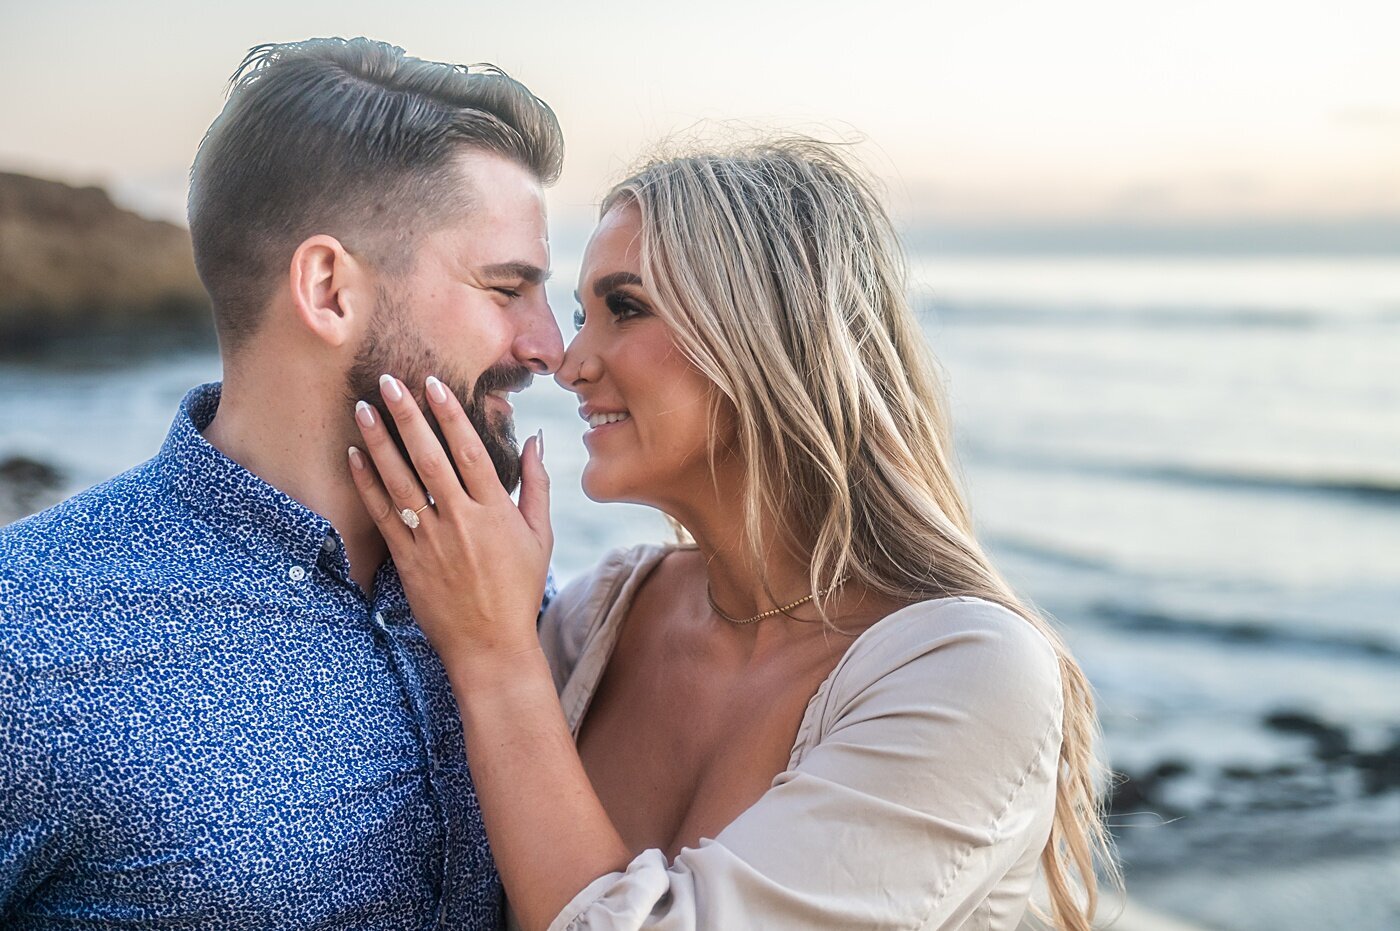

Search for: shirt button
xmin=321 ymin=535 xmax=336 ymax=554
xmin=288 ymin=565 xmax=307 ymax=582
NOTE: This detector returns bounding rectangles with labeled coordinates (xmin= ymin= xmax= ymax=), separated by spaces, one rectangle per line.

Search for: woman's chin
xmin=581 ymin=462 xmax=657 ymax=507
xmin=580 ymin=463 xmax=622 ymax=504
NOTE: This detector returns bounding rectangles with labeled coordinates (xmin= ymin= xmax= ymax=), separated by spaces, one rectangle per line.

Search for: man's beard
xmin=346 ymin=287 xmax=532 ymax=494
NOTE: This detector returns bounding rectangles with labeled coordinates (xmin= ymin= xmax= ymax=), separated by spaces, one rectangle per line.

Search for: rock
xmin=1151 ymin=759 xmax=1191 ymax=780
xmin=0 ymin=172 xmax=213 ymax=355
xmin=1108 ymin=771 xmax=1156 ymax=817
xmin=1262 ymin=709 xmax=1352 ymax=762
xmin=0 ymin=455 xmax=65 ymax=525
xmin=1108 ymin=759 xmax=1192 ymax=818
xmin=1352 ymin=732 xmax=1400 ymax=796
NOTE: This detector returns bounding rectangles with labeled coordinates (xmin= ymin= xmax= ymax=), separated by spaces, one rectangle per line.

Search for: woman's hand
xmin=349 ymin=374 xmax=629 ymax=928
xmin=348 ymin=373 xmax=551 ymax=671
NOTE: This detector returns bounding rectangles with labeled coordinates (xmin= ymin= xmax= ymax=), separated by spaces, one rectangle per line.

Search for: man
xmin=0 ymin=38 xmax=564 ymax=928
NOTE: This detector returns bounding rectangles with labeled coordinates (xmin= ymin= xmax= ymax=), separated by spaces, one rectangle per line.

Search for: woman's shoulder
xmin=819 ymin=595 xmax=1064 ymax=736
xmin=843 ymin=595 xmax=1059 ymax=670
xmin=538 ymin=542 xmax=679 ymax=693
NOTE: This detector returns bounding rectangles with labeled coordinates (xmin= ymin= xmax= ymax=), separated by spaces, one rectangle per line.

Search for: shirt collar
xmin=154 ymin=382 xmax=337 ymax=576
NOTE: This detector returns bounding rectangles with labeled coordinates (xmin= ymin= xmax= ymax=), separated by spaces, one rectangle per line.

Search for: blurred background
xmin=1 ymin=2 xmax=1397 ymax=928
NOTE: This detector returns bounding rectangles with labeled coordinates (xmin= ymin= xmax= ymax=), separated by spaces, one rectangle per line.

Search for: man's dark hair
xmin=187 ymin=37 xmax=563 ymax=350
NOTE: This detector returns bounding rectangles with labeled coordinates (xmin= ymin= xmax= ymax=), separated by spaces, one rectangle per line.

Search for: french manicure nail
xmin=348 ymin=446 xmax=366 ymax=470
xmin=378 ymin=373 xmax=402 ymax=403
xmin=355 ymin=400 xmax=375 ymax=427
xmin=426 ymin=375 xmax=448 ymax=404
xmin=536 ymin=429 xmax=545 ymax=463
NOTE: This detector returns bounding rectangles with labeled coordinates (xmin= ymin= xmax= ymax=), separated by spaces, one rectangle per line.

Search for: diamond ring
xmin=399 ymin=502 xmax=432 ymax=529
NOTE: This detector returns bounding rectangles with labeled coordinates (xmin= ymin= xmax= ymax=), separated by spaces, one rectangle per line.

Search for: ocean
xmin=2 ymin=255 xmax=1397 ymax=930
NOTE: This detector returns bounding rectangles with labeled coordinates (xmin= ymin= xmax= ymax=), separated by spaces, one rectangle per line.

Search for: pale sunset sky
xmin=1 ymin=0 xmax=1396 ymax=243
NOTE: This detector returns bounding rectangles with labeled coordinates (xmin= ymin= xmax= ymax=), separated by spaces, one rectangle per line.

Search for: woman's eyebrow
xmin=591 ymin=272 xmax=643 ymax=297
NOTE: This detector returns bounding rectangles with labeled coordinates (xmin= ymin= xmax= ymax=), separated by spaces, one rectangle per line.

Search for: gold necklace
xmin=707 ymin=576 xmax=849 ymax=626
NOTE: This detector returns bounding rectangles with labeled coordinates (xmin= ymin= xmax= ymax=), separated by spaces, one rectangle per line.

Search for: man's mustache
xmin=470 ymin=364 xmax=534 ymax=405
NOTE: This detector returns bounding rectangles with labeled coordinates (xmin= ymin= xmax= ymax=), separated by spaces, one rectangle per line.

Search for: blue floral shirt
xmin=0 ymin=383 xmax=525 ymax=929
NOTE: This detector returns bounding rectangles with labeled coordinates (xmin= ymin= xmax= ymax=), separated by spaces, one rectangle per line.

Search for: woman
xmin=347 ymin=139 xmax=1117 ymax=930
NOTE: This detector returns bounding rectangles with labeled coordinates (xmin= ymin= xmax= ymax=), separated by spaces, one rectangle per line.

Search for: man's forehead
xmin=427 ymin=153 xmax=551 ymax=275
xmin=438 ymin=206 xmax=549 ymax=266
xmin=452 ymin=150 xmax=547 ymax=212
xmin=465 ymin=225 xmax=550 ymax=269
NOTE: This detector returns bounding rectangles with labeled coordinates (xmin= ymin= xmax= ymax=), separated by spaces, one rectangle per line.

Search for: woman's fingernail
xmin=355 ymin=400 xmax=376 ymax=428
xmin=426 ymin=375 xmax=448 ymax=404
xmin=379 ymin=373 xmax=403 ymax=403
xmin=536 ymin=429 xmax=545 ymax=463
xmin=348 ymin=446 xmax=366 ymax=470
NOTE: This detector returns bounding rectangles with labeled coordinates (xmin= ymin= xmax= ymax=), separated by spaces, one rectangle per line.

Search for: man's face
xmin=346 ymin=151 xmax=563 ymax=493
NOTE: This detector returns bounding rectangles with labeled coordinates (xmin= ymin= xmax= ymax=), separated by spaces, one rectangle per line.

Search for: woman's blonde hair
xmin=601 ymin=137 xmax=1120 ymax=930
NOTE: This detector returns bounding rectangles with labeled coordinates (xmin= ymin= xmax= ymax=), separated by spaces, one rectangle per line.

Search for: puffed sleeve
xmin=549 ymin=598 xmax=1064 ymax=931
xmin=538 ymin=545 xmax=665 ymax=696
xmin=537 ymin=562 xmax=606 ymax=696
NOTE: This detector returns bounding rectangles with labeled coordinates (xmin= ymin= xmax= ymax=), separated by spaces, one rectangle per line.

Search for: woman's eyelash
xmin=574 ymin=293 xmax=648 ymax=332
xmin=605 ymin=293 xmax=645 ymax=319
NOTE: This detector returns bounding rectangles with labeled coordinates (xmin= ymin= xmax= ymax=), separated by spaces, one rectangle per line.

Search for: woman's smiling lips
xmin=578 ymin=404 xmax=632 ymax=436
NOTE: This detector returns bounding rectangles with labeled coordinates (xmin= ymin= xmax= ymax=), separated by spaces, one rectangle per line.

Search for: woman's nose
xmin=555 ymin=331 xmax=602 ymax=391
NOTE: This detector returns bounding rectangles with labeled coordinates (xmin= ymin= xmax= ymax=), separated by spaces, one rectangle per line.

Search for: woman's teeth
xmin=588 ymin=412 xmax=631 ymax=428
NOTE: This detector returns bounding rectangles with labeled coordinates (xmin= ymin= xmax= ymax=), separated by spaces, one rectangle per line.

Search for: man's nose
xmin=514 ymin=294 xmax=565 ymax=375
xmin=554 ymin=330 xmax=581 ymax=390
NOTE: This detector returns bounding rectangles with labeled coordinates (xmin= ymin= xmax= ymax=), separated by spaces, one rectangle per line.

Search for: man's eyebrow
xmin=478 ymin=262 xmax=551 ymax=285
xmin=591 ymin=272 xmax=643 ymax=297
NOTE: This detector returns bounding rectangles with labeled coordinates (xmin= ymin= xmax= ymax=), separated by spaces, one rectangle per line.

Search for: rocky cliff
xmin=0 ymin=171 xmax=212 ymax=355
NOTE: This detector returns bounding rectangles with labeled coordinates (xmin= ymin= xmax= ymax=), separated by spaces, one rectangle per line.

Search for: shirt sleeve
xmin=539 ymin=565 xmax=559 ymax=625
xmin=537 ymin=547 xmax=643 ymax=697
xmin=0 ymin=638 xmax=76 ymax=916
xmin=537 ymin=561 xmax=608 ymax=696
xmin=548 ymin=598 xmax=1064 ymax=931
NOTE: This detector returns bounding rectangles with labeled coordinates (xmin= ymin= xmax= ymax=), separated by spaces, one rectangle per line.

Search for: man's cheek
xmin=470 ymin=309 xmax=516 ymax=358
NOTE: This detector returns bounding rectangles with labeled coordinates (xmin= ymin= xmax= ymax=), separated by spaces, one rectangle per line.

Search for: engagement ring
xmin=399 ymin=503 xmax=432 ymax=529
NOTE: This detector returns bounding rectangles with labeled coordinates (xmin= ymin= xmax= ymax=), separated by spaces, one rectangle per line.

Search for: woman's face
xmin=556 ymin=203 xmax=725 ymax=507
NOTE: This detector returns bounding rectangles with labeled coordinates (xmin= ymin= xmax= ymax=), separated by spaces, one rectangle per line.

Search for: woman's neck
xmin=661 ymin=474 xmax=908 ymax=640
xmin=664 ymin=489 xmax=846 ymax=632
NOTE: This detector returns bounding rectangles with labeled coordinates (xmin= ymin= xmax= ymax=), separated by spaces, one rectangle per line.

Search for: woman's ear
xmin=287 ymin=234 xmax=366 ymax=348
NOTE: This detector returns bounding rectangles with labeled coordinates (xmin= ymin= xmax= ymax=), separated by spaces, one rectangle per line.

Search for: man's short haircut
xmin=187 ymin=37 xmax=563 ymax=350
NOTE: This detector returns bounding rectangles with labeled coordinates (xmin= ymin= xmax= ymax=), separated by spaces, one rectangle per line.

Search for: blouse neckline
xmin=556 ymin=542 xmax=972 ymax=769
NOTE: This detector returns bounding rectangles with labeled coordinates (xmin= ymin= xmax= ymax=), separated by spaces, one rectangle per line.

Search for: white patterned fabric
xmin=535 ymin=544 xmax=1063 ymax=931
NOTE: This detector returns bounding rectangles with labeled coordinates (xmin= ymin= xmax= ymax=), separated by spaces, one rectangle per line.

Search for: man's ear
xmin=288 ymin=234 xmax=366 ymax=348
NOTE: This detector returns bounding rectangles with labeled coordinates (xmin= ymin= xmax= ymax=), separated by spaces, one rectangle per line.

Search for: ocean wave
xmin=968 ymin=445 xmax=1400 ymax=505
xmin=1089 ymin=601 xmax=1400 ymax=661
xmin=915 ymin=298 xmax=1390 ymax=331
xmin=1140 ymin=465 xmax=1400 ymax=502
xmin=985 ymin=534 xmax=1126 ymax=574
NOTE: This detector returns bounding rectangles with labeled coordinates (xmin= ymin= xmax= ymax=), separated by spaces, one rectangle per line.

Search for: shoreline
xmin=1103 ymin=896 xmax=1214 ymax=931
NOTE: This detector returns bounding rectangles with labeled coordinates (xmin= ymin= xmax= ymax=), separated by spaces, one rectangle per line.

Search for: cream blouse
xmin=532 ymin=543 xmax=1063 ymax=931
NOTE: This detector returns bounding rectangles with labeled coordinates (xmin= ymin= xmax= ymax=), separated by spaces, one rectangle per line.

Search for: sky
xmin=1 ymin=0 xmax=1397 ymax=247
